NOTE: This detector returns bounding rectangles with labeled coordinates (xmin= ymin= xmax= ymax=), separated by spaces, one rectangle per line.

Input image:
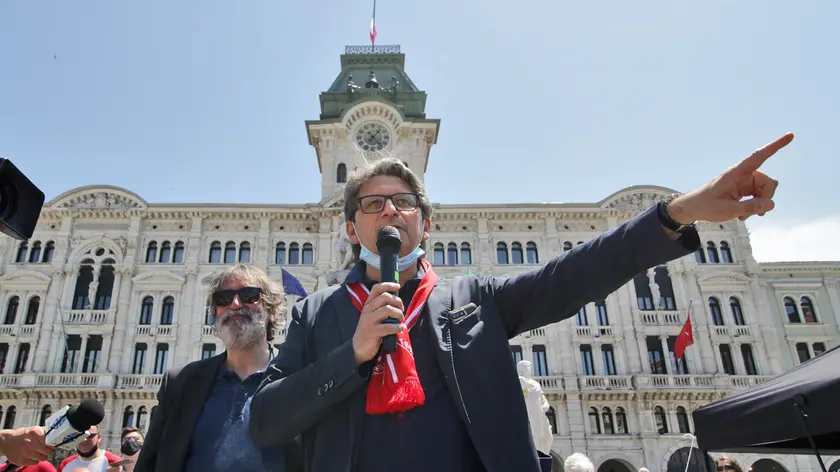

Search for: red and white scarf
xmin=346 ymin=259 xmax=437 ymax=415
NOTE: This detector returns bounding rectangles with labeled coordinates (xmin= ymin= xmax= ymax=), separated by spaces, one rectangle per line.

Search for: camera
xmin=0 ymin=158 xmax=45 ymax=241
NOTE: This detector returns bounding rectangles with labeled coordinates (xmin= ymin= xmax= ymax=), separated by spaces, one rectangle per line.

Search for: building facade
xmin=1 ymin=45 xmax=838 ymax=472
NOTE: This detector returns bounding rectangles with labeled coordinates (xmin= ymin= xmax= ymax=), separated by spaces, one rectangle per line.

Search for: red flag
xmin=674 ymin=316 xmax=694 ymax=361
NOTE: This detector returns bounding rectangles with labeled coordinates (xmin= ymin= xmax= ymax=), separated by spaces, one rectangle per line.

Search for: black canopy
xmin=693 ymin=344 xmax=840 ymax=455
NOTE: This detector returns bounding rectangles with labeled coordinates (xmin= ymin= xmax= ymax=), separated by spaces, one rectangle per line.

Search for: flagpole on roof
xmin=369 ymin=0 xmax=377 ymax=53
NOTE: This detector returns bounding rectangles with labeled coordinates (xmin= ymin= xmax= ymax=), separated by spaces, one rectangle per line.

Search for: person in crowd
xmin=565 ymin=453 xmax=595 ymax=472
xmin=0 ymin=457 xmax=57 ymax=471
xmin=716 ymin=455 xmax=744 ymax=472
xmin=57 ymin=426 xmax=121 ymax=472
xmin=134 ymin=264 xmax=302 ymax=472
xmin=115 ymin=428 xmax=143 ymax=472
xmin=249 ymin=133 xmax=792 ymax=471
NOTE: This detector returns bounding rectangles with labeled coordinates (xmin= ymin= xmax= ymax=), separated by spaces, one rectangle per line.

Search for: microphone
xmin=43 ymin=398 xmax=105 ymax=449
xmin=377 ymin=226 xmax=402 ymax=354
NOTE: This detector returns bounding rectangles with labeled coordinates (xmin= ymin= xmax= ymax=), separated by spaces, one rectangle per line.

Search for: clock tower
xmin=305 ymin=44 xmax=440 ymax=203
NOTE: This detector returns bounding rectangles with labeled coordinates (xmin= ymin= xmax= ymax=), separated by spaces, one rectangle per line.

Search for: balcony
xmin=578 ymin=375 xmax=633 ymax=390
xmin=34 ymin=373 xmax=115 ymax=388
xmin=117 ymin=374 xmax=163 ymax=390
xmin=0 ymin=325 xmax=39 ymax=338
xmin=135 ymin=326 xmax=175 ymax=337
xmin=201 ymin=325 xmax=216 ymax=336
xmin=634 ymin=374 xmax=716 ymax=389
xmin=637 ymin=310 xmax=683 ymax=326
xmin=711 ymin=325 xmax=753 ymax=338
xmin=535 ymin=376 xmax=565 ymax=391
xmin=729 ymin=375 xmax=772 ymax=389
xmin=64 ymin=310 xmax=115 ymax=325
xmin=575 ymin=326 xmax=614 ymax=338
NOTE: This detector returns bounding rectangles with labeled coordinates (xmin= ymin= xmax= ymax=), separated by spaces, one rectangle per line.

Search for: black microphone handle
xmin=379 ymin=250 xmax=399 ymax=354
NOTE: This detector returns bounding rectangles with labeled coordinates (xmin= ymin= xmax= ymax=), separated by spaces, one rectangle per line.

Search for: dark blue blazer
xmin=250 ymin=203 xmax=699 ymax=472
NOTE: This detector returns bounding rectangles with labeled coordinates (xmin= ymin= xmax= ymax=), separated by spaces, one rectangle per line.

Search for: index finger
xmin=734 ymin=132 xmax=794 ymax=173
xmin=368 ymin=282 xmax=401 ymax=299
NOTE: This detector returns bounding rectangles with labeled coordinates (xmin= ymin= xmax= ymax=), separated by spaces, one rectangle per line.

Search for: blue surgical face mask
xmin=358 ymin=241 xmax=425 ymax=272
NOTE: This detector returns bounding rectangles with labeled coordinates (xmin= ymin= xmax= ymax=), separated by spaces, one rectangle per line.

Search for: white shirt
xmin=61 ymin=454 xmax=112 ymax=472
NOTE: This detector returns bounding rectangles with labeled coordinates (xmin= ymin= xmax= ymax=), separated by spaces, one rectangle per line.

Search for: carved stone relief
xmin=604 ymin=192 xmax=667 ymax=210
xmin=56 ymin=191 xmax=143 ymax=210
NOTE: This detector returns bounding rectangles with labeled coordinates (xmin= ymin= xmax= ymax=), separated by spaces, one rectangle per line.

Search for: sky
xmin=1 ymin=1 xmax=837 ymax=262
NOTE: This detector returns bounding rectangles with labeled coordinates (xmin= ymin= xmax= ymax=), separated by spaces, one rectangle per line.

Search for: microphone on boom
xmin=377 ymin=226 xmax=402 ymax=354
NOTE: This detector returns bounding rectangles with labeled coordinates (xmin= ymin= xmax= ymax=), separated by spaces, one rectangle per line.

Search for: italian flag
xmin=369 ymin=0 xmax=377 ymax=44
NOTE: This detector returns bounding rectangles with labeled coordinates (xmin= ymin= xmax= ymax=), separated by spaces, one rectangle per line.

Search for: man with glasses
xmin=251 ymin=133 xmax=792 ymax=472
xmin=57 ymin=426 xmax=121 ymax=472
xmin=134 ymin=264 xmax=301 ymax=472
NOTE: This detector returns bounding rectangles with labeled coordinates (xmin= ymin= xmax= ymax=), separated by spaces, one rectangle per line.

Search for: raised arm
xmin=249 ymin=300 xmax=369 ymax=446
xmin=492 ymin=203 xmax=699 ymax=337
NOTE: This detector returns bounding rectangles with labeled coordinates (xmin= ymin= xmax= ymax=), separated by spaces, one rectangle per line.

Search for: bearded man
xmin=134 ymin=264 xmax=301 ymax=472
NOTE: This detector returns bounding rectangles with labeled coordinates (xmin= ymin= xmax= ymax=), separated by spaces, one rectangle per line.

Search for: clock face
xmin=355 ymin=122 xmax=391 ymax=153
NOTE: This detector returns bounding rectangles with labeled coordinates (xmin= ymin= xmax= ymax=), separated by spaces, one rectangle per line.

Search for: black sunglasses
xmin=212 ymin=287 xmax=263 ymax=307
xmin=717 ymin=465 xmax=737 ymax=471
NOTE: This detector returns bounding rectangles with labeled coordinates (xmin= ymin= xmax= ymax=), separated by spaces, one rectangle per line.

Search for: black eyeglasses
xmin=212 ymin=287 xmax=263 ymax=307
xmin=357 ymin=193 xmax=419 ymax=214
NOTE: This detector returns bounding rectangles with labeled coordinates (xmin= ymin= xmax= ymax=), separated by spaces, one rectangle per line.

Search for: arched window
xmin=460 ymin=243 xmax=471 ymax=265
xmin=720 ymin=241 xmax=734 ymax=263
xmin=137 ymin=406 xmax=148 ymax=430
xmin=139 ymin=297 xmax=154 ymax=325
xmin=615 ymin=407 xmax=628 ymax=434
xmin=783 ymin=296 xmax=801 ymax=323
xmin=208 ymin=241 xmax=221 ymax=263
xmin=122 ymin=406 xmax=135 ymax=428
xmin=563 ymin=241 xmax=573 ymax=252
xmin=800 ymin=296 xmax=817 ymax=323
xmin=24 ymin=296 xmax=39 ymax=325
xmin=16 ymin=242 xmax=28 ymax=263
xmin=172 ymin=241 xmax=185 ymax=263
xmin=224 ymin=241 xmax=237 ymax=263
xmin=706 ymin=242 xmax=720 ymax=263
xmin=496 ymin=243 xmax=509 ymax=264
xmin=43 ymin=242 xmax=55 ymax=262
xmin=654 ymin=406 xmax=668 ymax=434
xmin=29 ymin=242 xmax=42 ymax=263
xmin=146 ymin=242 xmax=158 ymax=263
xmin=275 ymin=242 xmax=286 ymax=265
xmin=4 ymin=296 xmax=19 ymax=325
xmin=3 ymin=406 xmax=16 ymax=429
xmin=588 ymin=407 xmax=601 ymax=434
xmin=545 ymin=406 xmax=557 ymax=434
xmin=602 ymin=407 xmax=615 ymax=434
xmin=433 ymin=243 xmax=445 ymax=265
xmin=159 ymin=241 xmax=171 ymax=263
xmin=150 ymin=406 xmax=158 ymax=425
xmin=708 ymin=297 xmax=724 ymax=326
xmin=730 ymin=297 xmax=745 ymax=325
xmin=239 ymin=242 xmax=251 ymax=263
xmin=289 ymin=243 xmax=300 ymax=265
xmin=447 ymin=243 xmax=458 ymax=266
xmin=337 ymin=163 xmax=347 ymax=183
xmin=676 ymin=406 xmax=691 ymax=433
xmin=160 ymin=297 xmax=174 ymax=325
xmin=695 ymin=248 xmax=706 ymax=264
xmin=511 ymin=242 xmax=523 ymax=264
xmin=526 ymin=242 xmax=539 ymax=264
xmin=39 ymin=405 xmax=52 ymax=426
xmin=302 ymin=243 xmax=314 ymax=265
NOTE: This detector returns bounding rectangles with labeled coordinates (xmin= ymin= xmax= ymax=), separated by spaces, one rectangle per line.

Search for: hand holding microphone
xmin=351 ymin=227 xmax=406 ymax=365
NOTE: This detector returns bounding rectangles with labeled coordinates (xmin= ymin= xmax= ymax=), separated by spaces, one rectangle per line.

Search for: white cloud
xmin=746 ymin=215 xmax=840 ymax=262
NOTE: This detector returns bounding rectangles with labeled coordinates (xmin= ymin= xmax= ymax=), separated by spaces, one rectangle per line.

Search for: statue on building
xmin=333 ymin=215 xmax=356 ymax=271
xmin=365 ymin=70 xmax=380 ymax=89
xmin=386 ymin=75 xmax=399 ymax=94
xmin=346 ymin=75 xmax=361 ymax=93
xmin=647 ymin=268 xmax=661 ymax=310
xmin=517 ymin=360 xmax=553 ymax=454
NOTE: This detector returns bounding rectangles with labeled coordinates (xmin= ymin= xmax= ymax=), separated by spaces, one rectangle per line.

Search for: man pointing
xmin=250 ymin=133 xmax=793 ymax=471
